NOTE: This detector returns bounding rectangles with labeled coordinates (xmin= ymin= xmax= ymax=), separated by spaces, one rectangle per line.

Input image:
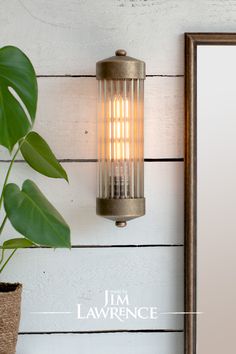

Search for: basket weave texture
xmin=0 ymin=283 xmax=22 ymax=354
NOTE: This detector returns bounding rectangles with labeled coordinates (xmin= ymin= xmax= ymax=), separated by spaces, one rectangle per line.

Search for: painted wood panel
xmin=0 ymin=77 xmax=184 ymax=160
xmin=1 ymin=1 xmax=236 ymax=75
xmin=0 ymin=1 xmax=192 ymax=352
xmin=1 ymin=247 xmax=184 ymax=331
xmin=17 ymin=333 xmax=184 ymax=354
xmin=0 ymin=162 xmax=184 ymax=245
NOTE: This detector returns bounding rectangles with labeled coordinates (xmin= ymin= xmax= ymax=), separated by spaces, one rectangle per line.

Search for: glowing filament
xmin=108 ymin=96 xmax=129 ymax=160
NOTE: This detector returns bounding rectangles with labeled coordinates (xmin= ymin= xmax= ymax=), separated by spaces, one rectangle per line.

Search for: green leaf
xmin=1 ymin=238 xmax=36 ymax=249
xmin=3 ymin=180 xmax=71 ymax=248
xmin=0 ymin=46 xmax=37 ymax=151
xmin=20 ymin=132 xmax=68 ymax=181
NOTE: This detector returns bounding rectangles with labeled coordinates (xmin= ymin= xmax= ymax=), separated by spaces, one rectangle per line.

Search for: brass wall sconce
xmin=96 ymin=49 xmax=146 ymax=227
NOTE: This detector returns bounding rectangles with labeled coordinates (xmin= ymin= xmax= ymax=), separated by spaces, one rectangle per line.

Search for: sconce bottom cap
xmin=96 ymin=198 xmax=145 ymax=224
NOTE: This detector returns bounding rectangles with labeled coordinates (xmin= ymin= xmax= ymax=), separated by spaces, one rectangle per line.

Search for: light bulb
xmin=109 ymin=96 xmax=129 ymax=161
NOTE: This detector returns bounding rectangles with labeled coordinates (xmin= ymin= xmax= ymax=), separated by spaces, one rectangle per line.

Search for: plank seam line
xmin=0 ymin=158 xmax=184 ymax=163
xmin=19 ymin=329 xmax=184 ymax=335
xmin=71 ymin=244 xmax=184 ymax=248
xmin=25 ymin=244 xmax=184 ymax=249
xmin=37 ymin=74 xmax=184 ymax=78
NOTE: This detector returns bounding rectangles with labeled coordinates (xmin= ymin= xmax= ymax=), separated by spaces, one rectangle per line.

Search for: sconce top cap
xmin=96 ymin=49 xmax=146 ymax=80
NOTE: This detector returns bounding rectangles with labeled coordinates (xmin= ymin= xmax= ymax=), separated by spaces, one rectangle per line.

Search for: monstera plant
xmin=0 ymin=46 xmax=71 ymax=354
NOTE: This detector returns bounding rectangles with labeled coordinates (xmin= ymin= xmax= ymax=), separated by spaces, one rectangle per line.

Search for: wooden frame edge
xmin=184 ymin=32 xmax=197 ymax=354
xmin=184 ymin=32 xmax=236 ymax=354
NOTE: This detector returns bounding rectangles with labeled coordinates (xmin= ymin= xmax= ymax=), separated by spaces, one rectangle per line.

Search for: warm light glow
xmin=108 ymin=96 xmax=129 ymax=160
xmin=97 ymin=79 xmax=144 ymax=200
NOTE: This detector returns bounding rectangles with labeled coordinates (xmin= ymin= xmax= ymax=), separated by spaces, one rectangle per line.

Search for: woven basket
xmin=0 ymin=283 xmax=22 ymax=354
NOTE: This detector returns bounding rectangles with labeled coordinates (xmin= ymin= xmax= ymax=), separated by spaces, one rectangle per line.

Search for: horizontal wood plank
xmin=0 ymin=162 xmax=184 ymax=245
xmin=0 ymin=77 xmax=184 ymax=160
xmin=17 ymin=332 xmax=183 ymax=354
xmin=1 ymin=1 xmax=236 ymax=75
xmin=1 ymin=247 xmax=183 ymax=331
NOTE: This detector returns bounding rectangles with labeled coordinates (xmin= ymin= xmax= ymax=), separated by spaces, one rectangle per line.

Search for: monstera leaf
xmin=1 ymin=238 xmax=36 ymax=249
xmin=0 ymin=46 xmax=37 ymax=151
xmin=20 ymin=132 xmax=68 ymax=181
xmin=4 ymin=180 xmax=71 ymax=248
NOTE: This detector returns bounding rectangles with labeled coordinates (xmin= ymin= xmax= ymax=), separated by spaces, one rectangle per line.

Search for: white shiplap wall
xmin=0 ymin=0 xmax=233 ymax=352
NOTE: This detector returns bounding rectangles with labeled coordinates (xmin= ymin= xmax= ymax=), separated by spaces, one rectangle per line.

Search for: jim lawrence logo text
xmin=77 ymin=290 xmax=158 ymax=322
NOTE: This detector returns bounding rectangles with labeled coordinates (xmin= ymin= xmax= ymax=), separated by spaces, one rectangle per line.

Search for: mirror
xmin=185 ymin=33 xmax=236 ymax=354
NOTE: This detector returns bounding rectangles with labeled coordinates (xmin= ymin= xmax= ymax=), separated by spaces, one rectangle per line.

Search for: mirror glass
xmin=197 ymin=45 xmax=236 ymax=353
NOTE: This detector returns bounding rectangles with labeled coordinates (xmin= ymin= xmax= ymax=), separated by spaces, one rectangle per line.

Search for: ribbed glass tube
xmin=97 ymin=79 xmax=144 ymax=200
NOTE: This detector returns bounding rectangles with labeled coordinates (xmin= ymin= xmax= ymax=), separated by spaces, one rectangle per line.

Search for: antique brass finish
xmin=96 ymin=198 xmax=145 ymax=225
xmin=115 ymin=221 xmax=127 ymax=228
xmin=96 ymin=49 xmax=145 ymax=227
xmin=96 ymin=49 xmax=146 ymax=80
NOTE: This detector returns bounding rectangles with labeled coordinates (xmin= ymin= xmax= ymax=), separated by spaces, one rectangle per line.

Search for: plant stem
xmin=0 ymin=143 xmax=22 ymax=210
xmin=0 ymin=248 xmax=5 ymax=265
xmin=0 ymin=249 xmax=17 ymax=274
xmin=0 ymin=215 xmax=7 ymax=234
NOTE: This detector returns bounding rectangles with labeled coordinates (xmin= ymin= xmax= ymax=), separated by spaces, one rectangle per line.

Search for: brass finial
xmin=115 ymin=221 xmax=127 ymax=228
xmin=115 ymin=49 xmax=127 ymax=56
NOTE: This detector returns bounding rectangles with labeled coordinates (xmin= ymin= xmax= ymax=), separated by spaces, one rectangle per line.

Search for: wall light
xmin=96 ymin=49 xmax=146 ymax=227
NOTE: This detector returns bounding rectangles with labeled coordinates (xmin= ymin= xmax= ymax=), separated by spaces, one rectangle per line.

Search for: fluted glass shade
xmin=97 ymin=79 xmax=144 ymax=200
